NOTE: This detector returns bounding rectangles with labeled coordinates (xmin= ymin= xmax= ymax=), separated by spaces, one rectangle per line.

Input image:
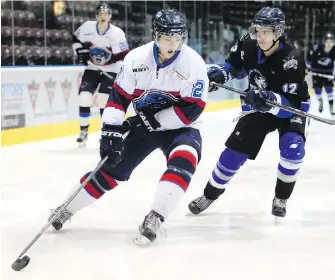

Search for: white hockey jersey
xmin=73 ymin=21 xmax=129 ymax=73
xmin=102 ymin=41 xmax=209 ymax=131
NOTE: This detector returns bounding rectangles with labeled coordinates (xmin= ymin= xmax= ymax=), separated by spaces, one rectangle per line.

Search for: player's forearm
xmin=155 ymin=103 xmax=205 ymax=130
xmin=216 ymin=62 xmax=248 ymax=80
xmin=107 ymin=50 xmax=130 ymax=64
xmin=268 ymin=92 xmax=310 ymax=118
xmin=102 ymin=83 xmax=132 ymax=125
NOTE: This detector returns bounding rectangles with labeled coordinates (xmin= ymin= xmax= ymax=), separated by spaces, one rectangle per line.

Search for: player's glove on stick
xmin=123 ymin=111 xmax=161 ymax=136
xmin=244 ymin=88 xmax=276 ymax=112
xmin=207 ymin=65 xmax=230 ymax=92
xmin=76 ymin=48 xmax=90 ymax=65
xmin=100 ymin=124 xmax=124 ymax=164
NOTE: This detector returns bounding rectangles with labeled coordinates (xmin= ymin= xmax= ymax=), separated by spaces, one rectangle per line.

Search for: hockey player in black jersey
xmin=189 ymin=7 xmax=310 ymax=218
xmin=306 ymin=33 xmax=335 ymax=115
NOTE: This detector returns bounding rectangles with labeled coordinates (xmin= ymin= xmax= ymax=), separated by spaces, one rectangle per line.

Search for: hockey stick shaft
xmin=14 ymin=131 xmax=130 ymax=260
xmin=87 ymin=61 xmax=116 ymax=81
xmin=311 ymin=72 xmax=334 ymax=79
xmin=211 ymin=82 xmax=335 ymax=125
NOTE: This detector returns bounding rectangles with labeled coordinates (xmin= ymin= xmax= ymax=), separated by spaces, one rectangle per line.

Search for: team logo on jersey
xmin=317 ymin=57 xmax=332 ymax=66
xmin=90 ymin=47 xmax=112 ymax=65
xmin=248 ymin=69 xmax=267 ymax=89
xmin=44 ymin=77 xmax=57 ymax=106
xmin=27 ymin=80 xmax=40 ymax=111
xmin=241 ymin=51 xmax=244 ymax=60
xmin=283 ymin=56 xmax=298 ymax=70
xmin=61 ymin=78 xmax=72 ymax=107
xmin=132 ymin=64 xmax=149 ymax=73
xmin=290 ymin=116 xmax=303 ymax=124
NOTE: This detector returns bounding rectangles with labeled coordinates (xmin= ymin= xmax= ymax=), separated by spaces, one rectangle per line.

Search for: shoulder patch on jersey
xmin=231 ymin=43 xmax=238 ymax=52
xmin=191 ymin=80 xmax=205 ymax=98
xmin=283 ymin=55 xmax=298 ymax=70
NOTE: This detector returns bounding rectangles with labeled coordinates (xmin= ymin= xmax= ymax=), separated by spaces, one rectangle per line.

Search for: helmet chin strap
xmin=261 ymin=38 xmax=279 ymax=52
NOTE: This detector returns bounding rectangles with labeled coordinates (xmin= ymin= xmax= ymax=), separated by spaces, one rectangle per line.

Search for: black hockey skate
xmin=271 ymin=197 xmax=287 ymax=218
xmin=188 ymin=195 xmax=214 ymax=215
xmin=48 ymin=205 xmax=73 ymax=230
xmin=133 ymin=210 xmax=164 ymax=245
xmin=76 ymin=129 xmax=88 ymax=147
xmin=318 ymin=99 xmax=324 ymax=113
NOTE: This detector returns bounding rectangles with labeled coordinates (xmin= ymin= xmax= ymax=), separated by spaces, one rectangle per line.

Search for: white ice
xmin=1 ymin=98 xmax=335 ymax=280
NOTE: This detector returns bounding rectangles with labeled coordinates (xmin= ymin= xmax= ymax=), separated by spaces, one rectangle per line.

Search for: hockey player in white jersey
xmin=73 ymin=2 xmax=129 ymax=146
xmin=49 ymin=9 xmax=208 ymax=244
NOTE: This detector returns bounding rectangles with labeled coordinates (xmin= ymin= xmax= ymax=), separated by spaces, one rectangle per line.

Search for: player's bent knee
xmin=98 ymin=92 xmax=109 ymax=109
xmin=80 ymin=170 xmax=119 ymax=199
xmin=160 ymin=145 xmax=198 ymax=192
xmin=280 ymin=132 xmax=305 ymax=161
xmin=79 ymin=91 xmax=93 ymax=107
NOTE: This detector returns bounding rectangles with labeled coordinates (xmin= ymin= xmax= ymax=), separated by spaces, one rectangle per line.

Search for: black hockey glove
xmin=244 ymin=88 xmax=276 ymax=112
xmin=123 ymin=111 xmax=161 ymax=136
xmin=207 ymin=65 xmax=230 ymax=92
xmin=100 ymin=124 xmax=124 ymax=165
xmin=76 ymin=47 xmax=90 ymax=65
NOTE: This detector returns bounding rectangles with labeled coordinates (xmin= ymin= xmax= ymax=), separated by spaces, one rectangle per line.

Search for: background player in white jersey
xmin=306 ymin=33 xmax=335 ymax=115
xmin=49 ymin=9 xmax=208 ymax=244
xmin=73 ymin=2 xmax=129 ymax=146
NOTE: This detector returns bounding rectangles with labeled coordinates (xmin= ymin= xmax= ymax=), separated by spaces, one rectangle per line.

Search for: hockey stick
xmin=311 ymin=72 xmax=334 ymax=80
xmin=211 ymin=82 xmax=335 ymax=125
xmin=11 ymin=131 xmax=130 ymax=271
xmin=87 ymin=60 xmax=117 ymax=81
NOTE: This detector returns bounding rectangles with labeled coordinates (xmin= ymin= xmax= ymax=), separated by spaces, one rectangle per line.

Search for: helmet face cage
xmin=153 ymin=28 xmax=188 ymax=49
xmin=249 ymin=23 xmax=285 ymax=41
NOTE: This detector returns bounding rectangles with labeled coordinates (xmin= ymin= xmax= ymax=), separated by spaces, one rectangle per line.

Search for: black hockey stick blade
xmin=211 ymin=82 xmax=335 ymax=125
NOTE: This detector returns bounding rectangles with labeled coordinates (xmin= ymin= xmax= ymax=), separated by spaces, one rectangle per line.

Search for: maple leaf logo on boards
xmin=27 ymin=80 xmax=40 ymax=110
xmin=61 ymin=78 xmax=72 ymax=107
xmin=44 ymin=77 xmax=57 ymax=106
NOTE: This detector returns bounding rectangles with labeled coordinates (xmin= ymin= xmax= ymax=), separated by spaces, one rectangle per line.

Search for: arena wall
xmin=1 ymin=66 xmax=314 ymax=147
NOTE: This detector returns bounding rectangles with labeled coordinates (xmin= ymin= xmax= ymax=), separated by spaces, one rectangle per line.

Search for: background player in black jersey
xmin=306 ymin=33 xmax=335 ymax=115
xmin=189 ymin=6 xmax=311 ymax=219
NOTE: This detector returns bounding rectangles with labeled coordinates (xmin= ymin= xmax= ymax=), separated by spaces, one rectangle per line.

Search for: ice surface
xmin=1 ymin=100 xmax=335 ymax=280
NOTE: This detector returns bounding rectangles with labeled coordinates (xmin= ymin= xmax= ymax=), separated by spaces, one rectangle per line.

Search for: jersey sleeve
xmin=108 ymin=28 xmax=130 ymax=63
xmin=214 ymin=34 xmax=249 ymax=80
xmin=72 ymin=22 xmax=89 ymax=52
xmin=101 ymin=53 xmax=135 ymax=125
xmin=111 ymin=29 xmax=129 ymax=54
xmin=269 ymin=51 xmax=310 ymax=118
xmin=155 ymin=61 xmax=208 ymax=130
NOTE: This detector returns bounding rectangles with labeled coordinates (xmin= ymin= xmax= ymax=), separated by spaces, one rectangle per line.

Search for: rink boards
xmin=1 ymin=66 xmax=317 ymax=147
xmin=1 ymin=66 xmax=248 ymax=147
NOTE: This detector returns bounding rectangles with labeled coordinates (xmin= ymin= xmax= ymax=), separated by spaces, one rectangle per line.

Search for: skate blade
xmin=77 ymin=141 xmax=87 ymax=148
xmin=274 ymin=215 xmax=285 ymax=225
xmin=133 ymin=234 xmax=152 ymax=246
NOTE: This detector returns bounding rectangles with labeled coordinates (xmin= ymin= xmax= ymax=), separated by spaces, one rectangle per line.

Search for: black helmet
xmin=96 ymin=2 xmax=112 ymax=16
xmin=324 ymin=33 xmax=334 ymax=42
xmin=153 ymin=9 xmax=187 ymax=45
xmin=249 ymin=7 xmax=286 ymax=41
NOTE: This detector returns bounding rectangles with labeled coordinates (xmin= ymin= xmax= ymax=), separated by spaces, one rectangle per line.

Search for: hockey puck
xmin=11 ymin=255 xmax=30 ymax=271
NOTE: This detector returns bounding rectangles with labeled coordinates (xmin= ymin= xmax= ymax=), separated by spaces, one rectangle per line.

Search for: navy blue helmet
xmin=96 ymin=2 xmax=112 ymax=16
xmin=153 ymin=9 xmax=187 ymax=45
xmin=249 ymin=7 xmax=286 ymax=41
